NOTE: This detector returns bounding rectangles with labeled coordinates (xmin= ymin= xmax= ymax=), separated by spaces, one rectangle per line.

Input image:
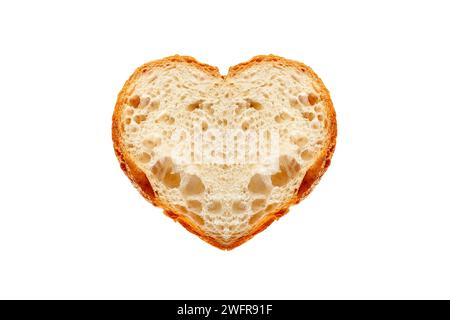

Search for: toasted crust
xmin=112 ymin=55 xmax=337 ymax=250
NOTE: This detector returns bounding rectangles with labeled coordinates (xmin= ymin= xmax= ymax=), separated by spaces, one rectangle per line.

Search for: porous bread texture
xmin=112 ymin=55 xmax=337 ymax=250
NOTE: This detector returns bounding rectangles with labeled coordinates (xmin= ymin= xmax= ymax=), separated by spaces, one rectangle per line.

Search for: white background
xmin=0 ymin=0 xmax=449 ymax=299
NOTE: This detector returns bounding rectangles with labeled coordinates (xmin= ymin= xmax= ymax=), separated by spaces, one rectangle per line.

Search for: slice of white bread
xmin=112 ymin=55 xmax=337 ymax=250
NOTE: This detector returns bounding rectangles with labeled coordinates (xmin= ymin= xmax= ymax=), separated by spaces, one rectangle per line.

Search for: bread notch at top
xmin=112 ymin=55 xmax=337 ymax=250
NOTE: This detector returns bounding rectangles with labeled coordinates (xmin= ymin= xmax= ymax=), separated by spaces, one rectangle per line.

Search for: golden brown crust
xmin=112 ymin=55 xmax=337 ymax=250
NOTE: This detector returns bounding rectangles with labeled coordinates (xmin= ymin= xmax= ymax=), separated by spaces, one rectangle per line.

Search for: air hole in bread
xmin=271 ymin=156 xmax=300 ymax=187
xmin=163 ymin=172 xmax=180 ymax=188
xmin=151 ymin=157 xmax=181 ymax=188
xmin=125 ymin=118 xmax=131 ymax=125
xmin=134 ymin=114 xmax=147 ymax=124
xmin=125 ymin=108 xmax=134 ymax=116
xmin=308 ymin=93 xmax=319 ymax=105
xmin=242 ymin=122 xmax=249 ymax=131
xmin=301 ymin=150 xmax=314 ymax=161
xmin=232 ymin=201 xmax=247 ymax=214
xmin=202 ymin=122 xmax=208 ymax=131
xmin=298 ymin=93 xmax=309 ymax=106
xmin=156 ymin=114 xmax=175 ymax=124
xmin=248 ymin=174 xmax=272 ymax=195
xmin=251 ymin=199 xmax=266 ymax=212
xmin=271 ymin=170 xmax=289 ymax=186
xmin=291 ymin=136 xmax=308 ymax=148
xmin=203 ymin=103 xmax=214 ymax=115
xmin=156 ymin=114 xmax=168 ymax=123
xmin=317 ymin=114 xmax=324 ymax=122
xmin=139 ymin=96 xmax=150 ymax=108
xmin=289 ymin=98 xmax=300 ymax=108
xmin=302 ymin=112 xmax=315 ymax=121
xmin=129 ymin=95 xmax=140 ymax=108
xmin=275 ymin=112 xmax=292 ymax=123
xmin=149 ymin=100 xmax=160 ymax=111
xmin=187 ymin=200 xmax=203 ymax=213
xmin=246 ymin=99 xmax=263 ymax=111
xmin=284 ymin=155 xmax=301 ymax=173
xmin=143 ymin=138 xmax=160 ymax=149
xmin=138 ymin=152 xmax=151 ymax=163
xmin=207 ymin=201 xmax=222 ymax=214
xmin=186 ymin=100 xmax=203 ymax=112
xmin=182 ymin=174 xmax=205 ymax=196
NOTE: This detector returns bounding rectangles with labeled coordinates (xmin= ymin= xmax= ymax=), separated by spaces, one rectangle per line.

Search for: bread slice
xmin=112 ymin=55 xmax=337 ymax=250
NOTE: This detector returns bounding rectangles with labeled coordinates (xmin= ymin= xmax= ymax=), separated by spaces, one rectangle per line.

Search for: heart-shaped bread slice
xmin=112 ymin=55 xmax=336 ymax=250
